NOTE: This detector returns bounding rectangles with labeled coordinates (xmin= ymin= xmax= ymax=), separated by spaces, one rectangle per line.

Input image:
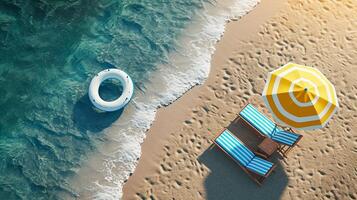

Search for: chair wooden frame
xmin=276 ymin=126 xmax=303 ymax=157
xmin=232 ymin=103 xmax=303 ymax=157
xmin=212 ymin=129 xmax=276 ymax=185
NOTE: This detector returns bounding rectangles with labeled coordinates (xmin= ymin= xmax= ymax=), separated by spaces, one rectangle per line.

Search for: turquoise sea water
xmin=0 ymin=0 xmax=208 ymax=199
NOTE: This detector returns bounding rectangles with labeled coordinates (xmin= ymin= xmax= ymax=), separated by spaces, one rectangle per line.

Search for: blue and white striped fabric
xmin=271 ymin=130 xmax=300 ymax=146
xmin=246 ymin=156 xmax=273 ymax=176
xmin=215 ymin=130 xmax=273 ymax=176
xmin=240 ymin=104 xmax=278 ymax=138
xmin=240 ymin=104 xmax=301 ymax=146
xmin=215 ymin=130 xmax=254 ymax=166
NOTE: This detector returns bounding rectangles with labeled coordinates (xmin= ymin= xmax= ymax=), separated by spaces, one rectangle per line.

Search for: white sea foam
xmin=72 ymin=0 xmax=260 ymax=199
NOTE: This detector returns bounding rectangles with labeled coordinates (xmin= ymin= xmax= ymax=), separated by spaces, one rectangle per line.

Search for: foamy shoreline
xmin=123 ymin=0 xmax=357 ymax=199
xmin=122 ymin=0 xmax=283 ymax=198
xmin=69 ymin=0 xmax=261 ymax=199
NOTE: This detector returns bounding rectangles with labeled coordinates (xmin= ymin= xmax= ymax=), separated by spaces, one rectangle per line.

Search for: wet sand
xmin=123 ymin=0 xmax=357 ymax=199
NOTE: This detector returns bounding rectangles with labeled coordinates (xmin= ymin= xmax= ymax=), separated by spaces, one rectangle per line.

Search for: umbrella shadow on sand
xmin=198 ymin=122 xmax=289 ymax=200
xmin=72 ymin=94 xmax=124 ymax=133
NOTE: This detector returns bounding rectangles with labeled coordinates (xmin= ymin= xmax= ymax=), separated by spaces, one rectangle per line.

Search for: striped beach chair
xmin=237 ymin=104 xmax=302 ymax=156
xmin=213 ymin=129 xmax=276 ymax=185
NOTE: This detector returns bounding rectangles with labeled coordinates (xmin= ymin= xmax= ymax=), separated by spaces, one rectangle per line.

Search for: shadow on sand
xmin=198 ymin=120 xmax=288 ymax=200
xmin=72 ymin=94 xmax=124 ymax=133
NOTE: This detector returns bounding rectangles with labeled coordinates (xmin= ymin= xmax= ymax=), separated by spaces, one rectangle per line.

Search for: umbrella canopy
xmin=262 ymin=63 xmax=338 ymax=130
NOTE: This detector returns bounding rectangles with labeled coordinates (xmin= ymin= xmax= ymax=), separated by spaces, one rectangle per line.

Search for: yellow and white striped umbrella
xmin=262 ymin=63 xmax=338 ymax=130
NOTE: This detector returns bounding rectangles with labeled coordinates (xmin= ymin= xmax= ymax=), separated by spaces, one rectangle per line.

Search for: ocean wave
xmin=0 ymin=0 xmax=206 ymax=199
xmin=0 ymin=0 xmax=259 ymax=199
xmin=76 ymin=0 xmax=261 ymax=199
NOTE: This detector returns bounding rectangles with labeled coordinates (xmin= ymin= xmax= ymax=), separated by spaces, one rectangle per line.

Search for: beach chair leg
xmin=278 ymin=145 xmax=289 ymax=158
xmin=285 ymin=147 xmax=293 ymax=155
xmin=243 ymin=167 xmax=263 ymax=186
xmin=281 ymin=135 xmax=303 ymax=157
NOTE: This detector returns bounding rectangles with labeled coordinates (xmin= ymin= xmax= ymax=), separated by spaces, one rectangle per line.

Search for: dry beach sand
xmin=123 ymin=0 xmax=357 ymax=199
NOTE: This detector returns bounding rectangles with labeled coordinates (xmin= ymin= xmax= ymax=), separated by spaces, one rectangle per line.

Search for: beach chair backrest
xmin=215 ymin=130 xmax=254 ymax=166
xmin=240 ymin=104 xmax=279 ymax=137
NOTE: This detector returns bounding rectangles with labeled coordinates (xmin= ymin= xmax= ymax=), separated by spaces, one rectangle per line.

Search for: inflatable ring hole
xmin=98 ymin=78 xmax=124 ymax=102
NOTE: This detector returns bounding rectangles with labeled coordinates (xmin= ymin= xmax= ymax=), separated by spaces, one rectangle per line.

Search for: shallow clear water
xmin=0 ymin=0 xmax=207 ymax=199
xmin=99 ymin=79 xmax=123 ymax=102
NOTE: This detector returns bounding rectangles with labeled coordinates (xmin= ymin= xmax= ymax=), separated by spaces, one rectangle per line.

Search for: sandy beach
xmin=123 ymin=0 xmax=357 ymax=199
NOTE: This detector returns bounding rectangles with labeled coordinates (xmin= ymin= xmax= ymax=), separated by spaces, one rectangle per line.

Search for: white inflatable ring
xmin=89 ymin=69 xmax=134 ymax=112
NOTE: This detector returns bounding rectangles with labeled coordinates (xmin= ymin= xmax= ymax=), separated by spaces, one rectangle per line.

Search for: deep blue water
xmin=0 ymin=0 xmax=206 ymax=199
